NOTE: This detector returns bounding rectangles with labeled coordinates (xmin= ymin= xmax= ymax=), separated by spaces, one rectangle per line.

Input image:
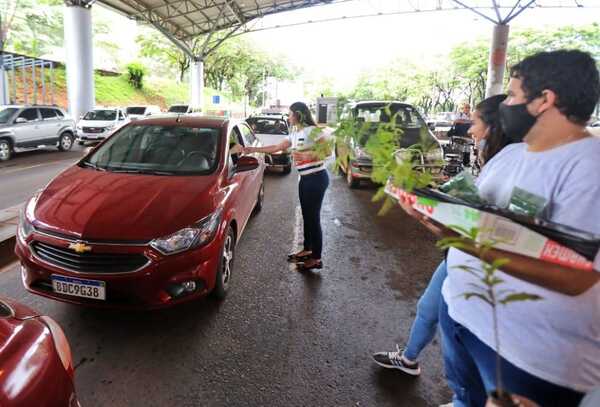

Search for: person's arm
xmin=244 ymin=138 xmax=291 ymax=155
xmin=397 ymin=193 xmax=600 ymax=296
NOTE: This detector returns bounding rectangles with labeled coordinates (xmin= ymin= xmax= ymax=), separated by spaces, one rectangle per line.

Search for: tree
xmin=137 ymin=30 xmax=190 ymax=82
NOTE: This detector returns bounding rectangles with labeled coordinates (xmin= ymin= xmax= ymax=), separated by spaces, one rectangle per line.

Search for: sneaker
xmin=371 ymin=344 xmax=421 ymax=376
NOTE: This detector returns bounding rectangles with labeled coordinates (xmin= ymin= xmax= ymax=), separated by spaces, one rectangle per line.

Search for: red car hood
xmin=32 ymin=166 xmax=219 ymax=241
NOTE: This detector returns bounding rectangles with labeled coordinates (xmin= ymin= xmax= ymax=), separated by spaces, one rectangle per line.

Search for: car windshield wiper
xmin=81 ymin=161 xmax=107 ymax=171
xmin=140 ymin=170 xmax=177 ymax=176
xmin=106 ymin=167 xmax=143 ymax=174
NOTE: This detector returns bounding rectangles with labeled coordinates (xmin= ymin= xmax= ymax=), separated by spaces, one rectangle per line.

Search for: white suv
xmin=76 ymin=107 xmax=128 ymax=145
xmin=0 ymin=105 xmax=76 ymax=161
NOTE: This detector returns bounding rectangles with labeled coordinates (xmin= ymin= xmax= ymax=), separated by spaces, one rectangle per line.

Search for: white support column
xmin=64 ymin=4 xmax=94 ymax=120
xmin=0 ymin=68 xmax=9 ymax=105
xmin=485 ymin=24 xmax=510 ymax=98
xmin=190 ymin=59 xmax=204 ymax=110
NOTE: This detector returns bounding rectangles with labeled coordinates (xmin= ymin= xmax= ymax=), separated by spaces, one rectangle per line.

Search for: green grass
xmin=39 ymin=67 xmax=243 ymax=112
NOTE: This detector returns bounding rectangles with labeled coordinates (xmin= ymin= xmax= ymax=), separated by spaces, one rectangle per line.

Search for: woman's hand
xmin=292 ymin=151 xmax=316 ymax=163
xmin=229 ymin=144 xmax=243 ymax=155
xmin=397 ymin=193 xmax=446 ymax=237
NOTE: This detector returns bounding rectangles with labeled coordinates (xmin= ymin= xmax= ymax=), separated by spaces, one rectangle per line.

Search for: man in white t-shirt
xmin=398 ymin=50 xmax=600 ymax=406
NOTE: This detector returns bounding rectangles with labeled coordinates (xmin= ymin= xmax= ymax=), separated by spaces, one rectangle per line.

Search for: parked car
xmin=246 ymin=115 xmax=291 ymax=174
xmin=0 ymin=105 xmax=76 ymax=161
xmin=126 ymin=105 xmax=162 ymax=120
xmin=76 ymin=107 xmax=128 ymax=145
xmin=16 ymin=115 xmax=265 ymax=309
xmin=0 ymin=296 xmax=79 ymax=406
xmin=336 ymin=101 xmax=443 ymax=188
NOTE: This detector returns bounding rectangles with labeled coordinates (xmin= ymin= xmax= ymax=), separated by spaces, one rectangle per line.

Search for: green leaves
xmin=499 ymin=293 xmax=543 ymax=305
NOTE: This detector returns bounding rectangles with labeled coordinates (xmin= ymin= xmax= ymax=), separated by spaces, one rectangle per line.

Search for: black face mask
xmin=499 ymin=103 xmax=537 ymax=143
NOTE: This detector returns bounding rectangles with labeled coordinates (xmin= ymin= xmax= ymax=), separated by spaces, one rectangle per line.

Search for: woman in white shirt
xmin=241 ymin=102 xmax=331 ymax=271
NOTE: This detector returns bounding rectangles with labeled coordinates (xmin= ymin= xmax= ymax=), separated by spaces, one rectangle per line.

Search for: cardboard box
xmin=385 ymin=181 xmax=594 ymax=271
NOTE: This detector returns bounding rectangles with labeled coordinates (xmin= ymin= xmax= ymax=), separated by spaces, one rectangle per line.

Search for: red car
xmin=15 ymin=116 xmax=265 ymax=309
xmin=0 ymin=296 xmax=79 ymax=406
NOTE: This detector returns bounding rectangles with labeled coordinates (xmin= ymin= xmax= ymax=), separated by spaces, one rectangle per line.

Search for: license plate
xmin=51 ymin=275 xmax=106 ymax=300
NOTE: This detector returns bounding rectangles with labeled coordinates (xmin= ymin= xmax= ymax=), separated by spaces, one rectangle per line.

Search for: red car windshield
xmin=82 ymin=125 xmax=221 ymax=175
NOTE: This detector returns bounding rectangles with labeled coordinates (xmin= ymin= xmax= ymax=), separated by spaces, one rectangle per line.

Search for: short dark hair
xmin=510 ymin=50 xmax=600 ymax=125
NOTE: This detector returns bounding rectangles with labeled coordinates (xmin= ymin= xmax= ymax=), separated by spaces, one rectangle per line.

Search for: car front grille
xmin=82 ymin=127 xmax=105 ymax=133
xmin=31 ymin=241 xmax=149 ymax=274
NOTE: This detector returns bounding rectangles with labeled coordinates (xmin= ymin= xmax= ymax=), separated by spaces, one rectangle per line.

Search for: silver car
xmin=0 ymin=105 xmax=76 ymax=161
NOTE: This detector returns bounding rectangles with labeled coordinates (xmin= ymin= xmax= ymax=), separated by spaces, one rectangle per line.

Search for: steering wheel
xmin=178 ymin=150 xmax=210 ymax=169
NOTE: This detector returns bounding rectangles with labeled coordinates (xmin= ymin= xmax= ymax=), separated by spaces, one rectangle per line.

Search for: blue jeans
xmin=298 ymin=170 xmax=329 ymax=259
xmin=403 ymin=260 xmax=447 ymax=361
xmin=438 ymin=298 xmax=585 ymax=407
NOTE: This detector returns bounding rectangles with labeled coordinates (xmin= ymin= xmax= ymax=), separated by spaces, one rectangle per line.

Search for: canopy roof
xmin=93 ymin=0 xmax=597 ymax=56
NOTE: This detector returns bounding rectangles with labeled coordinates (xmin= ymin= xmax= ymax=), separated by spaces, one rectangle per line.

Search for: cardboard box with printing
xmin=385 ymin=181 xmax=598 ymax=271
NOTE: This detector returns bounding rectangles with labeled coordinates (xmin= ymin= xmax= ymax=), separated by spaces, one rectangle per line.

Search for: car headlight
xmin=18 ymin=209 xmax=34 ymax=240
xmin=105 ymin=125 xmax=115 ymax=131
xmin=150 ymin=209 xmax=222 ymax=255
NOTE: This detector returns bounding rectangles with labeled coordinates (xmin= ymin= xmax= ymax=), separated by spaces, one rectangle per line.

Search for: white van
xmin=126 ymin=105 xmax=162 ymax=120
xmin=76 ymin=107 xmax=128 ymax=144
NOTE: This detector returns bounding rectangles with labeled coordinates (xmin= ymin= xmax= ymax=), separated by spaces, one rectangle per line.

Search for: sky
xmin=92 ymin=1 xmax=600 ymax=95
xmin=244 ymin=1 xmax=600 ymax=92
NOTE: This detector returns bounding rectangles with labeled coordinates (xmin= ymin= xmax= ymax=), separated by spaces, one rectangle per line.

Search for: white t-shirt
xmin=442 ymin=138 xmax=600 ymax=392
xmin=286 ymin=126 xmax=331 ymax=176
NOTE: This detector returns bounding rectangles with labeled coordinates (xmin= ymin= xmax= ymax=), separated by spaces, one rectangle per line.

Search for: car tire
xmin=58 ymin=132 xmax=74 ymax=151
xmin=0 ymin=139 xmax=12 ymax=161
xmin=282 ymin=164 xmax=291 ymax=175
xmin=346 ymin=161 xmax=360 ymax=189
xmin=253 ymin=182 xmax=265 ymax=215
xmin=212 ymin=226 xmax=235 ymax=300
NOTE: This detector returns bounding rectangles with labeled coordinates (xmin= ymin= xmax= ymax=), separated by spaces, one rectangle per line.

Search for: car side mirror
xmin=14 ymin=117 xmax=27 ymax=124
xmin=235 ymin=155 xmax=259 ymax=173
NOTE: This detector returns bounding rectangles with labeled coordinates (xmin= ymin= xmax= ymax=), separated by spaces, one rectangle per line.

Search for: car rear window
xmin=84 ymin=110 xmax=117 ymax=121
xmin=168 ymin=105 xmax=188 ymax=113
xmin=84 ymin=125 xmax=221 ymax=175
xmin=246 ymin=118 xmax=288 ymax=135
xmin=126 ymin=107 xmax=146 ymax=115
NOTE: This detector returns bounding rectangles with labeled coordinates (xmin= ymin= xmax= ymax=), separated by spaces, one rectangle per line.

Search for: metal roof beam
xmin=224 ymin=0 xmax=245 ymax=24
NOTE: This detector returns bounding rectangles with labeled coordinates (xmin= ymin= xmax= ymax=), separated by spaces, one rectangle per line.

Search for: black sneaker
xmin=372 ymin=344 xmax=421 ymax=376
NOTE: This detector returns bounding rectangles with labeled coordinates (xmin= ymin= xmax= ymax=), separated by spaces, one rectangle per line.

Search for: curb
xmin=0 ymin=204 xmax=21 ymax=270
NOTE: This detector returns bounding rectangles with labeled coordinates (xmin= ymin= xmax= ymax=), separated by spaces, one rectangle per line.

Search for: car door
xmin=230 ymin=126 xmax=256 ymax=224
xmin=239 ymin=123 xmax=263 ymax=194
xmin=12 ymin=108 xmax=42 ymax=147
xmin=39 ymin=108 xmax=62 ymax=142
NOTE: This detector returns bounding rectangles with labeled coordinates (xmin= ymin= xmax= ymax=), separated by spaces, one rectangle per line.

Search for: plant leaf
xmin=499 ymin=292 xmax=543 ymax=305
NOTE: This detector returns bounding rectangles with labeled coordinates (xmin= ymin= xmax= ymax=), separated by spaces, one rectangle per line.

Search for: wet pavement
xmin=0 ymin=168 xmax=450 ymax=406
xmin=0 ymin=146 xmax=86 ymax=210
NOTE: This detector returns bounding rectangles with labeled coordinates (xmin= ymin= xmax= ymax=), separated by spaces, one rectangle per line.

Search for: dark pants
xmin=438 ymin=298 xmax=584 ymax=407
xmin=298 ymin=170 xmax=329 ymax=259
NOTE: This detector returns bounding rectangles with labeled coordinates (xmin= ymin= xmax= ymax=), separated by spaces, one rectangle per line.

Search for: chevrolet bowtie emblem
xmin=68 ymin=242 xmax=92 ymax=254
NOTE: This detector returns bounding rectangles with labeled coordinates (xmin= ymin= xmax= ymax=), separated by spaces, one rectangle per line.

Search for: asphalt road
xmin=0 ymin=168 xmax=450 ymax=407
xmin=0 ymin=146 xmax=86 ymax=210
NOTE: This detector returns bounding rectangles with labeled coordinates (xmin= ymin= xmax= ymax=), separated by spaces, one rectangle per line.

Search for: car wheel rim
xmin=0 ymin=143 xmax=8 ymax=160
xmin=222 ymin=234 xmax=234 ymax=287
xmin=61 ymin=135 xmax=72 ymax=149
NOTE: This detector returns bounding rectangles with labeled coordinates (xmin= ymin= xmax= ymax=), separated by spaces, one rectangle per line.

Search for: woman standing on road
xmin=240 ymin=102 xmax=331 ymax=271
